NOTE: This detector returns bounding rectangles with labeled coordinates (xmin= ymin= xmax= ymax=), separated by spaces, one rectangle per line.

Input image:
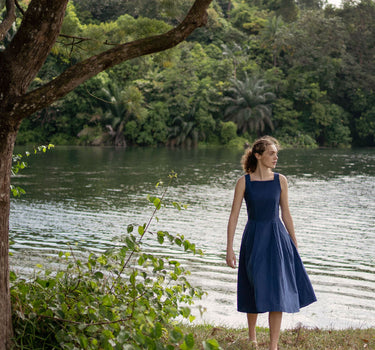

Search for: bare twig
xmin=38 ymin=313 xmax=131 ymax=327
xmin=110 ymin=176 xmax=175 ymax=291
xmin=14 ymin=0 xmax=25 ymax=15
xmin=85 ymin=86 xmax=115 ymax=104
xmin=59 ymin=33 xmax=120 ymax=46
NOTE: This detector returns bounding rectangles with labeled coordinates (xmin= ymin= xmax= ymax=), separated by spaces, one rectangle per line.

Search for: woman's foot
xmin=250 ymin=340 xmax=259 ymax=349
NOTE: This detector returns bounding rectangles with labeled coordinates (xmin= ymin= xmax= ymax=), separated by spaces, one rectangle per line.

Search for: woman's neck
xmin=250 ymin=167 xmax=273 ymax=181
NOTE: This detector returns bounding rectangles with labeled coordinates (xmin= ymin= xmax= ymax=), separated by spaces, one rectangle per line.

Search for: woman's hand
xmin=226 ymin=247 xmax=237 ymax=268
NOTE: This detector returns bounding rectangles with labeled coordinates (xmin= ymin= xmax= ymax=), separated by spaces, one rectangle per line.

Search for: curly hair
xmin=241 ymin=136 xmax=280 ymax=173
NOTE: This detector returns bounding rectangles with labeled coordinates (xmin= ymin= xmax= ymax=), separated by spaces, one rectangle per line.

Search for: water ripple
xmin=9 ymin=147 xmax=375 ymax=330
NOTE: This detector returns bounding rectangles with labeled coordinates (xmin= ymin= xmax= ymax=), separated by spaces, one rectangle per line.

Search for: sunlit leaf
xmin=138 ymin=225 xmax=145 ymax=235
xmin=202 ymin=339 xmax=222 ymax=350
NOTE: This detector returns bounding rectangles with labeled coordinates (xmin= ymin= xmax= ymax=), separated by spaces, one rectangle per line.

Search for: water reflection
xmin=10 ymin=146 xmax=375 ymax=329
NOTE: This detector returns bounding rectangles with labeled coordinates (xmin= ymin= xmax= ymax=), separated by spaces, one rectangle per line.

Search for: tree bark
xmin=0 ymin=0 xmax=69 ymax=97
xmin=0 ymin=0 xmax=16 ymax=41
xmin=0 ymin=0 xmax=212 ymax=348
xmin=0 ymin=119 xmax=20 ymax=350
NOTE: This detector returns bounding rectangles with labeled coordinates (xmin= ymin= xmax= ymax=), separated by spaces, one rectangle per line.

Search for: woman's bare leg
xmin=247 ymin=313 xmax=258 ymax=343
xmin=268 ymin=312 xmax=282 ymax=350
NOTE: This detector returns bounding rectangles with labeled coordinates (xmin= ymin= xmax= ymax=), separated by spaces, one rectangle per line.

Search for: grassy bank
xmin=182 ymin=324 xmax=375 ymax=349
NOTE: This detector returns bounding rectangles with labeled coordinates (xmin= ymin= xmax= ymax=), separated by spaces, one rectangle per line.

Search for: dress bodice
xmin=244 ymin=173 xmax=280 ymax=222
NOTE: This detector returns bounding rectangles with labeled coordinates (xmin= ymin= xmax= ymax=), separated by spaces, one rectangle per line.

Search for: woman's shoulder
xmin=237 ymin=174 xmax=248 ymax=183
xmin=238 ymin=173 xmax=250 ymax=180
xmin=235 ymin=174 xmax=248 ymax=189
xmin=277 ymin=173 xmax=289 ymax=188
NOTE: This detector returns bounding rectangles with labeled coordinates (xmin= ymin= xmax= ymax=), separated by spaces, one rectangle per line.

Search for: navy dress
xmin=237 ymin=173 xmax=316 ymax=313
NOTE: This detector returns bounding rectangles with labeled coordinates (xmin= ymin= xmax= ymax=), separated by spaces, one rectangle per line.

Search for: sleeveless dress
xmin=237 ymin=173 xmax=317 ymax=313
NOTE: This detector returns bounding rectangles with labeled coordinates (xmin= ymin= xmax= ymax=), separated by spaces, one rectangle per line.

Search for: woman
xmin=226 ymin=136 xmax=316 ymax=350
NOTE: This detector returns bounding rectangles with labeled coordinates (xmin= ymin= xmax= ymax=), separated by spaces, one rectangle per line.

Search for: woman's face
xmin=257 ymin=144 xmax=278 ymax=169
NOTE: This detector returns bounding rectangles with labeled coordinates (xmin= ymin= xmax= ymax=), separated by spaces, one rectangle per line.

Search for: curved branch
xmin=0 ymin=0 xmax=16 ymax=41
xmin=11 ymin=0 xmax=212 ymax=121
xmin=14 ymin=0 xmax=25 ymax=16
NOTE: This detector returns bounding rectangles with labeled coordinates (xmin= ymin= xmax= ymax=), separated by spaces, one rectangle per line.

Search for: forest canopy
xmin=6 ymin=0 xmax=375 ymax=148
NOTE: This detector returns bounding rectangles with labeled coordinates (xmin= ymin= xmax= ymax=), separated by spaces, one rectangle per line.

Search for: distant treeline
xmin=13 ymin=0 xmax=375 ymax=148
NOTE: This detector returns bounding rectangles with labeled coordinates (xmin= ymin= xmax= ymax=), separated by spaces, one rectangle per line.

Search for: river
xmin=9 ymin=146 xmax=375 ymax=330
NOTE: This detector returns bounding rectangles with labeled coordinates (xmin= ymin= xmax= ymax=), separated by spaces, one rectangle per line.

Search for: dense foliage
xmin=12 ymin=0 xmax=375 ymax=148
xmin=11 ymin=174 xmax=221 ymax=349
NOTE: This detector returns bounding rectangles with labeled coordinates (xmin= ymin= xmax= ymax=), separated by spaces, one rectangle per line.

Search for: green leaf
xmin=202 ymin=339 xmax=222 ymax=350
xmin=180 ymin=306 xmax=191 ymax=318
xmin=183 ymin=241 xmax=190 ymax=251
xmin=126 ymin=236 xmax=136 ymax=250
xmin=94 ymin=271 xmax=104 ymax=279
xmin=56 ymin=309 xmax=65 ymax=319
xmin=97 ymin=255 xmax=107 ymax=265
xmin=102 ymin=294 xmax=114 ymax=307
xmin=157 ymin=231 xmax=165 ymax=244
xmin=138 ymin=225 xmax=145 ymax=235
xmin=152 ymin=322 xmax=163 ymax=339
xmin=170 ymin=327 xmax=183 ymax=343
xmin=79 ymin=335 xmax=89 ymax=348
xmin=153 ymin=197 xmax=161 ymax=210
xmin=130 ymin=270 xmax=138 ymax=285
xmin=138 ymin=254 xmax=145 ymax=266
xmin=188 ymin=315 xmax=196 ymax=322
xmin=9 ymin=271 xmax=17 ymax=282
xmin=180 ymin=333 xmax=195 ymax=349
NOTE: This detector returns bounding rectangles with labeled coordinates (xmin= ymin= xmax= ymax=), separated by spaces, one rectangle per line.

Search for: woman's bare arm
xmin=279 ymin=174 xmax=298 ymax=249
xmin=226 ymin=176 xmax=245 ymax=268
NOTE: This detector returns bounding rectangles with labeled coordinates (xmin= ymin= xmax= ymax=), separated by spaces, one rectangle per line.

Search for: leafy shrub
xmin=276 ymin=133 xmax=318 ymax=149
xmin=11 ymin=173 xmax=220 ymax=349
xmin=220 ymin=121 xmax=237 ymax=144
xmin=15 ymin=127 xmax=45 ymax=146
xmin=226 ymin=136 xmax=251 ymax=150
xmin=49 ymin=133 xmax=76 ymax=146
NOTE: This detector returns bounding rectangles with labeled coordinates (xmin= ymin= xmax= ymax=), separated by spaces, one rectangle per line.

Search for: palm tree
xmin=101 ymin=83 xmax=147 ymax=147
xmin=167 ymin=116 xmax=199 ymax=147
xmin=260 ymin=16 xmax=285 ymax=67
xmin=221 ymin=43 xmax=249 ymax=78
xmin=224 ymin=73 xmax=275 ymax=136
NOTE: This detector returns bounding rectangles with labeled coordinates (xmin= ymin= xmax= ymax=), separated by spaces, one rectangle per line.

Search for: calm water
xmin=9 ymin=146 xmax=375 ymax=330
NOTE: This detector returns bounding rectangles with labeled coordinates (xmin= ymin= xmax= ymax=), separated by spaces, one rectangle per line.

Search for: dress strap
xmin=245 ymin=173 xmax=251 ymax=188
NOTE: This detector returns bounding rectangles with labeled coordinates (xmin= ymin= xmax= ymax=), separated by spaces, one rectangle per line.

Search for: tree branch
xmin=58 ymin=33 xmax=120 ymax=46
xmin=10 ymin=0 xmax=212 ymax=121
xmin=14 ymin=0 xmax=25 ymax=16
xmin=0 ymin=0 xmax=69 ymax=95
xmin=0 ymin=0 xmax=16 ymax=41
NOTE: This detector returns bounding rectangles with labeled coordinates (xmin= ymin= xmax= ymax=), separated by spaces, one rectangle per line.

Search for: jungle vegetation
xmin=10 ymin=0 xmax=375 ymax=148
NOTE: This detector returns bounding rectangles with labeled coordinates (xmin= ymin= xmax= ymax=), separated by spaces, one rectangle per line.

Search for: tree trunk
xmin=0 ymin=118 xmax=20 ymax=349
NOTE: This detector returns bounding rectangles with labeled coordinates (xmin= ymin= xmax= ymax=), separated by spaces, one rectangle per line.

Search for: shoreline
xmin=182 ymin=324 xmax=375 ymax=349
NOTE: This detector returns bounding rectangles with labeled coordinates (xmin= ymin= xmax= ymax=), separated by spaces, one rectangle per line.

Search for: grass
xmin=182 ymin=324 xmax=375 ymax=349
